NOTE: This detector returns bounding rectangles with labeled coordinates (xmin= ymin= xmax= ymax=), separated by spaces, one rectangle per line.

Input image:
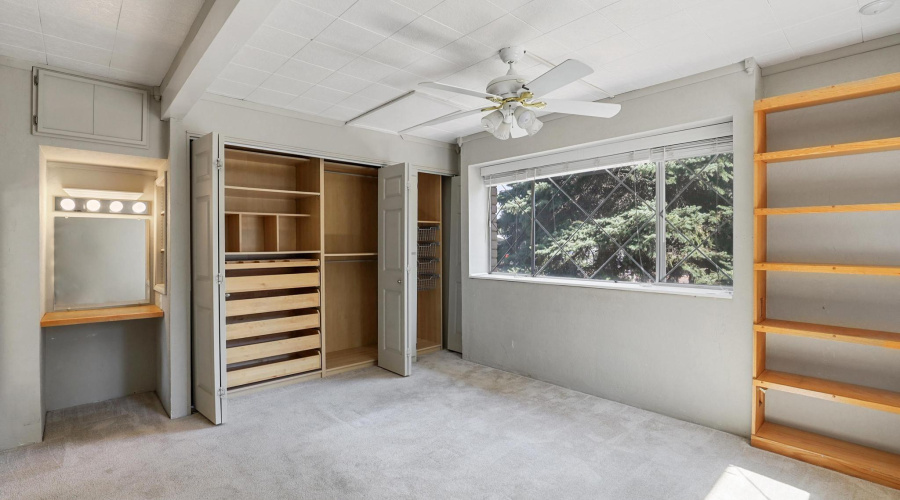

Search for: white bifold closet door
xmin=377 ymin=163 xmax=417 ymax=376
xmin=191 ymin=132 xmax=227 ymax=424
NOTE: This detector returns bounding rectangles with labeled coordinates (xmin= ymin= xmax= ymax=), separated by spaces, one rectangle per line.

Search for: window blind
xmin=485 ymin=135 xmax=733 ymax=186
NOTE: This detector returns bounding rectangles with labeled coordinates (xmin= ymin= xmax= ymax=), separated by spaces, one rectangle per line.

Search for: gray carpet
xmin=1 ymin=351 xmax=897 ymax=499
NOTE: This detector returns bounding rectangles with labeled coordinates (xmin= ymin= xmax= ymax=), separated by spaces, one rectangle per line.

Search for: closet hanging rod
xmin=323 ymin=169 xmax=379 ymax=178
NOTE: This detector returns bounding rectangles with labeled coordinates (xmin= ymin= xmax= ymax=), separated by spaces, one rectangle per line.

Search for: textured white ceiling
xmin=0 ymin=0 xmax=205 ymax=86
xmin=207 ymin=0 xmax=900 ymax=142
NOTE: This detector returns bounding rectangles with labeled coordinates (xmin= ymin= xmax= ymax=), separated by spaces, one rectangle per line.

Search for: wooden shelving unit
xmin=223 ymin=147 xmax=324 ymax=389
xmin=752 ymin=72 xmax=900 ymax=489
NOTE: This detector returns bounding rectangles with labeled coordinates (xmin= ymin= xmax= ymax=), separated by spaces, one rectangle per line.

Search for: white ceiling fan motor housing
xmin=487 ymin=46 xmax=527 ymax=97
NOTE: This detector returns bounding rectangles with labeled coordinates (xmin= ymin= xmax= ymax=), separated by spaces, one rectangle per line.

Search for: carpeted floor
xmin=1 ymin=351 xmax=897 ymax=499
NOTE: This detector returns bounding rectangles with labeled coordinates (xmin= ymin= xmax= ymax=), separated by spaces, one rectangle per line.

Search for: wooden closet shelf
xmin=755 ymin=319 xmax=900 ymax=349
xmin=325 ymin=345 xmax=377 ymax=375
xmin=755 ymin=203 xmax=900 ymax=215
xmin=755 ymin=137 xmax=900 ymax=163
xmin=225 ymin=211 xmax=311 ymax=217
xmin=226 ymin=271 xmax=320 ymax=293
xmin=226 ymin=250 xmax=320 ymax=257
xmin=418 ymin=220 xmax=441 ymax=224
xmin=324 ymin=252 xmax=377 ymax=258
xmin=225 ymin=259 xmax=319 ymax=270
xmin=417 ymin=337 xmax=442 ymax=355
xmin=754 ymin=262 xmax=900 ymax=276
xmin=755 ymin=370 xmax=900 ymax=414
xmin=752 ymin=422 xmax=900 ymax=490
xmin=41 ymin=305 xmax=164 ymax=327
xmin=224 ymin=185 xmax=320 ymax=199
xmin=754 ymin=72 xmax=900 ymax=113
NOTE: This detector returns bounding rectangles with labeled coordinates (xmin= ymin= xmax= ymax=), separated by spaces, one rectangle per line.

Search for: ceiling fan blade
xmin=541 ymin=99 xmax=621 ymax=118
xmin=524 ymin=59 xmax=594 ymax=97
xmin=399 ymin=108 xmax=485 ymax=134
xmin=419 ymin=82 xmax=497 ymax=100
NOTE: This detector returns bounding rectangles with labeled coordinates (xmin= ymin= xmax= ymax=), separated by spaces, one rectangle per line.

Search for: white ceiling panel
xmin=294 ymin=41 xmax=357 ymax=71
xmin=203 ymin=0 xmax=900 ymax=143
xmin=314 ymin=19 xmax=386 ymax=55
xmin=246 ymin=87 xmax=297 ymax=107
xmin=0 ymin=0 xmax=203 ymax=86
xmin=259 ymin=74 xmax=314 ymax=96
xmin=392 ymin=16 xmax=464 ymax=53
xmin=246 ymin=25 xmax=311 ymax=57
xmin=352 ymin=92 xmax=462 ymax=131
xmin=341 ymin=0 xmax=421 ymax=37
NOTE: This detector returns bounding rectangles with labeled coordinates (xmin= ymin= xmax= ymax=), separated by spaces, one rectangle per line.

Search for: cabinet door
xmin=191 ymin=132 xmax=227 ymax=423
xmin=377 ymin=163 xmax=417 ymax=375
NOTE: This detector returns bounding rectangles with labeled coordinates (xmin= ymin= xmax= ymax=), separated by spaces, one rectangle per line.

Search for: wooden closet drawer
xmin=226 ymin=332 xmax=320 ymax=364
xmin=227 ymin=351 xmax=321 ymax=388
xmin=226 ymin=292 xmax=319 ymax=317
xmin=226 ymin=271 xmax=319 ymax=293
xmin=226 ymin=312 xmax=320 ymax=340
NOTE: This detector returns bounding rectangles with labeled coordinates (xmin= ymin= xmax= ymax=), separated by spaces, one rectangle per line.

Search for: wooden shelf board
xmin=755 ymin=319 xmax=900 ymax=349
xmin=754 ymin=72 xmax=900 ymax=113
xmin=227 ymin=352 xmax=321 ymax=388
xmin=755 ymin=203 xmax=900 ymax=215
xmin=754 ymin=262 xmax=900 ymax=276
xmin=225 ymin=211 xmax=310 ymax=217
xmin=752 ymin=422 xmax=900 ymax=490
xmin=324 ymin=252 xmax=377 ymax=258
xmin=325 ymin=345 xmax=377 ymax=376
xmin=41 ymin=305 xmax=163 ymax=327
xmin=418 ymin=220 xmax=441 ymax=224
xmin=755 ymin=370 xmax=900 ymax=415
xmin=755 ymin=137 xmax=900 ymax=163
xmin=225 ymin=259 xmax=319 ymax=270
xmin=226 ymin=250 xmax=320 ymax=256
xmin=224 ymin=185 xmax=320 ymax=199
xmin=417 ymin=337 xmax=442 ymax=355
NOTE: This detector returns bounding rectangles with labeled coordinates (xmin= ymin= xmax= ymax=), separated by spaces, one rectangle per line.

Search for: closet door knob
xmin=397 ymin=279 xmax=402 ymax=284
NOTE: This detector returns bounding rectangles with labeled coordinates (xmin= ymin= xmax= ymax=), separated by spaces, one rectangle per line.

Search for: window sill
xmin=468 ymin=273 xmax=733 ymax=299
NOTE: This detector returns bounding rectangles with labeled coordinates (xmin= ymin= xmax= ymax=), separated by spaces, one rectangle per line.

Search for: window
xmin=488 ymin=136 xmax=733 ymax=289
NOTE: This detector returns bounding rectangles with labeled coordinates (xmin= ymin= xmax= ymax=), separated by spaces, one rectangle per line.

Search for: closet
xmin=190 ymin=133 xmax=448 ymax=424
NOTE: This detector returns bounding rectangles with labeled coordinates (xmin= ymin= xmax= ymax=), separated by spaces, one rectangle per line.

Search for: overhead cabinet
xmin=190 ymin=133 xmax=448 ymax=425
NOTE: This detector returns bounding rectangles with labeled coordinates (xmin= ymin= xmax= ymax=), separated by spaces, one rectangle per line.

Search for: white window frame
xmin=467 ymin=119 xmax=734 ymax=299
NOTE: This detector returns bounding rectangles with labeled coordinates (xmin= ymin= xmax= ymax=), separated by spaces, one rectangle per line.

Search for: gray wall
xmin=460 ymin=65 xmax=758 ymax=437
xmin=460 ymin=42 xmax=900 ymax=447
xmin=0 ymin=61 xmax=167 ymax=451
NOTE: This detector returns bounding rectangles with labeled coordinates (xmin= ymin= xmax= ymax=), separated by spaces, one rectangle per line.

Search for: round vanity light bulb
xmin=109 ymin=201 xmax=124 ymax=213
xmin=86 ymin=199 xmax=101 ymax=212
xmin=132 ymin=202 xmax=147 ymax=214
xmin=60 ymin=198 xmax=76 ymax=211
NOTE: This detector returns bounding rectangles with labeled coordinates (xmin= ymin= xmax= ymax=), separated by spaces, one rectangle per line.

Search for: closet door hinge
xmin=215 ymin=158 xmax=223 ymax=170
xmin=217 ymin=388 xmax=226 ymax=397
xmin=33 ymin=115 xmax=38 ymax=126
xmin=33 ymin=74 xmax=38 ymax=86
xmin=216 ymin=273 xmax=224 ymax=285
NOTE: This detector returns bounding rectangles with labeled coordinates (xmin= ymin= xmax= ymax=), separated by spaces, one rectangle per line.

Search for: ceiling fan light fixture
xmin=481 ymin=110 xmax=503 ymax=132
xmin=493 ymin=121 xmax=512 ymax=140
xmin=524 ymin=117 xmax=543 ymax=136
xmin=513 ymin=106 xmax=535 ymax=128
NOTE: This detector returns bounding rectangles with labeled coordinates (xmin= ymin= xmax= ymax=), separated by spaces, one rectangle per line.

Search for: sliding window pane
xmin=533 ymin=162 xmax=656 ymax=282
xmin=490 ymin=182 xmax=532 ymax=274
xmin=663 ymin=153 xmax=734 ymax=286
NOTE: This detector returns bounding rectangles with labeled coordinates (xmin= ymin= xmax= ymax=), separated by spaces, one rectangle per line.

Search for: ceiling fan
xmin=402 ymin=46 xmax=621 ymax=140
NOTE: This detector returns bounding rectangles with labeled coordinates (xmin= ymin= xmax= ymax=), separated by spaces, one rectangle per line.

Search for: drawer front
xmin=226 ymin=332 xmax=321 ymax=364
xmin=226 ymin=271 xmax=319 ymax=293
xmin=226 ymin=311 xmax=320 ymax=340
xmin=226 ymin=292 xmax=319 ymax=317
xmin=227 ymin=352 xmax=321 ymax=388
